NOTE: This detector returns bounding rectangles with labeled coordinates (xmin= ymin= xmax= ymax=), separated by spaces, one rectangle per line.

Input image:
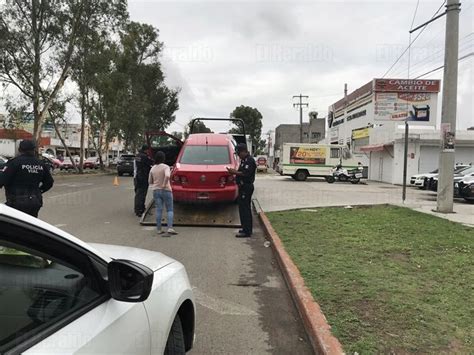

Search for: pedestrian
xmin=227 ymin=143 xmax=257 ymax=238
xmin=0 ymin=140 xmax=54 ymax=217
xmin=148 ymin=151 xmax=177 ymax=236
xmin=134 ymin=144 xmax=153 ymax=217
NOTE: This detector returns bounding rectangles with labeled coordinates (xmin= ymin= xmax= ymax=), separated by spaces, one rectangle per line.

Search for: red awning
xmin=360 ymin=143 xmax=385 ymax=152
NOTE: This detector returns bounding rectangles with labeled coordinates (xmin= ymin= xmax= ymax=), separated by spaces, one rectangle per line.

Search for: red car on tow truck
xmin=172 ymin=133 xmax=239 ymax=202
xmin=146 ymin=118 xmax=246 ymax=203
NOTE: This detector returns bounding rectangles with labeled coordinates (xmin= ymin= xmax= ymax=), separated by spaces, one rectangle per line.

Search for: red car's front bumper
xmin=172 ymin=184 xmax=238 ymax=202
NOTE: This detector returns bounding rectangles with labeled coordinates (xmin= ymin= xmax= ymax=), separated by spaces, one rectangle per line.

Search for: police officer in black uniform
xmin=227 ymin=143 xmax=257 ymax=238
xmin=134 ymin=144 xmax=153 ymax=216
xmin=0 ymin=140 xmax=54 ymax=217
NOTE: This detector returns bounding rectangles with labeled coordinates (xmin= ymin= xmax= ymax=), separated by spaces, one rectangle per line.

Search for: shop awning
xmin=360 ymin=143 xmax=387 ymax=152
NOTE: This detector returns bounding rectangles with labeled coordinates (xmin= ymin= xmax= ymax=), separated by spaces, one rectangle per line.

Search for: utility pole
xmin=437 ymin=0 xmax=461 ymax=213
xmin=293 ymin=94 xmax=309 ymax=143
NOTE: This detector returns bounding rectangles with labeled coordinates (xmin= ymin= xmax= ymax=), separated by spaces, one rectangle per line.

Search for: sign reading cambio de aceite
xmin=373 ymin=79 xmax=440 ymax=123
xmin=374 ymin=79 xmax=441 ymax=93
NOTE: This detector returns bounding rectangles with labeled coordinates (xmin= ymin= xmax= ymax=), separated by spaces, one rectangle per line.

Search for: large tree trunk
xmin=32 ymin=0 xmax=41 ymax=154
xmin=79 ymin=88 xmax=86 ymax=173
xmin=51 ymin=115 xmax=78 ymax=172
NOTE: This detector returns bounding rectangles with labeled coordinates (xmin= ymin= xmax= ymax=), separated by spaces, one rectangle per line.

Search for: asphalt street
xmin=27 ymin=174 xmax=313 ymax=354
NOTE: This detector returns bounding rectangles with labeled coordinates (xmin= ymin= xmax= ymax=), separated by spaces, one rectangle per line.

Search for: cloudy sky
xmin=129 ymin=0 xmax=473 ymax=133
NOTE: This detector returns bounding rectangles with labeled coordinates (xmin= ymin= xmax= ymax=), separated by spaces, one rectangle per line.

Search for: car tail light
xmin=180 ymin=176 xmax=188 ymax=184
xmin=227 ymin=175 xmax=234 ymax=182
xmin=219 ymin=175 xmax=235 ymax=186
xmin=172 ymin=175 xmax=180 ymax=183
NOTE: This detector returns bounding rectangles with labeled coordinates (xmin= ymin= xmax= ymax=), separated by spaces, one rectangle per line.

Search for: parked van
xmin=281 ymin=143 xmax=361 ymax=181
xmin=256 ymin=155 xmax=268 ymax=173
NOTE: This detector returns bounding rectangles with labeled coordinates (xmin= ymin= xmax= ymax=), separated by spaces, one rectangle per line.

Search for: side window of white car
xmin=0 ymin=225 xmax=106 ymax=354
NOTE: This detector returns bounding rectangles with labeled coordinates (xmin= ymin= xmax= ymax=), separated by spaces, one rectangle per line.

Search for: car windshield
xmin=454 ymin=166 xmax=469 ymax=173
xmin=180 ymin=146 xmax=230 ymax=165
xmin=430 ymin=169 xmax=438 ymax=173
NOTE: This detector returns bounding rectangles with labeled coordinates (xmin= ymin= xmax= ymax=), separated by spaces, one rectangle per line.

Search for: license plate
xmin=197 ymin=192 xmax=209 ymax=200
xmin=355 ymin=173 xmax=363 ymax=178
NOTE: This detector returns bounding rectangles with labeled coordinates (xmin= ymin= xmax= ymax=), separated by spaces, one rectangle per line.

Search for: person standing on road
xmin=227 ymin=143 xmax=257 ymax=238
xmin=0 ymin=140 xmax=54 ymax=217
xmin=134 ymin=144 xmax=153 ymax=217
xmin=149 ymin=151 xmax=177 ymax=236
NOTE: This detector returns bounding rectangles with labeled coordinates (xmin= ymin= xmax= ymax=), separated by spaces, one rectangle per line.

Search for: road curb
xmin=256 ymin=205 xmax=344 ymax=355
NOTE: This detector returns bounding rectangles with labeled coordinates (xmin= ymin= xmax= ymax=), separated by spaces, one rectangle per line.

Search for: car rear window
xmin=180 ymin=146 xmax=230 ymax=165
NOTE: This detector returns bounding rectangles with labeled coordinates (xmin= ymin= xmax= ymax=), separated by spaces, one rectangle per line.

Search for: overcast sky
xmin=129 ymin=0 xmax=473 ymax=133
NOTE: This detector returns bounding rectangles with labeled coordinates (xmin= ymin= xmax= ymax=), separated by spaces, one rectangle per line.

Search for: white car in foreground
xmin=0 ymin=204 xmax=195 ymax=355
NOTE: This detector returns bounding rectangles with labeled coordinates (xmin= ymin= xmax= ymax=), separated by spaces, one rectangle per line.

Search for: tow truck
xmin=140 ymin=118 xmax=247 ymax=228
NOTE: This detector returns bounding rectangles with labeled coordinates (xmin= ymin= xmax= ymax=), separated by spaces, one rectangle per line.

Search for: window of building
xmin=311 ymin=132 xmax=321 ymax=139
xmin=330 ymin=148 xmax=340 ymax=159
xmin=303 ymin=132 xmax=309 ymax=138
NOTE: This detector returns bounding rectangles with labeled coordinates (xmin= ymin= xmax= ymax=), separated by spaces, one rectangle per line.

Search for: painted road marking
xmin=55 ymin=183 xmax=94 ymax=188
xmin=192 ymin=288 xmax=258 ymax=316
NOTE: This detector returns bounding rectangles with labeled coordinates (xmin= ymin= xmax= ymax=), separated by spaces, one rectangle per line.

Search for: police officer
xmin=227 ymin=143 xmax=257 ymax=238
xmin=134 ymin=144 xmax=153 ymax=216
xmin=0 ymin=140 xmax=54 ymax=217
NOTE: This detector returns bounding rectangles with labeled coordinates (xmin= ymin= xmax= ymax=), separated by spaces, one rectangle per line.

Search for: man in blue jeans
xmin=148 ymin=151 xmax=177 ymax=236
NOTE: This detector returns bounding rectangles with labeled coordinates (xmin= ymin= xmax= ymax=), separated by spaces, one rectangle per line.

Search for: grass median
xmin=267 ymin=205 xmax=473 ymax=354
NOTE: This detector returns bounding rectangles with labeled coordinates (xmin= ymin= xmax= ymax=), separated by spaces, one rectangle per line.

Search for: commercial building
xmin=327 ymin=78 xmax=474 ymax=184
xmin=274 ymin=113 xmax=326 ymax=153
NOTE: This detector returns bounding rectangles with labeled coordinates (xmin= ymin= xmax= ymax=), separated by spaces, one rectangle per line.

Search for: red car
xmin=171 ymin=133 xmax=239 ymax=202
xmin=83 ymin=157 xmax=100 ymax=169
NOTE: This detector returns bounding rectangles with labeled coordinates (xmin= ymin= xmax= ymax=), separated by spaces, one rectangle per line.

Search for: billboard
xmin=374 ymin=79 xmax=440 ymax=93
xmin=374 ymin=92 xmax=435 ymax=122
xmin=289 ymin=146 xmax=326 ymax=165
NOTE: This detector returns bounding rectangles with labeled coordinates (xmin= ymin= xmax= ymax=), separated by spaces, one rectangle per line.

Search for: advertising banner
xmin=374 ymin=92 xmax=433 ymax=122
xmin=289 ymin=146 xmax=326 ymax=165
xmin=352 ymin=127 xmax=370 ymax=140
xmin=374 ymin=79 xmax=440 ymax=93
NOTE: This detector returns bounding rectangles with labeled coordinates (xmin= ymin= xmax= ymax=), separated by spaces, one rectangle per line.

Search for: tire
xmin=326 ymin=176 xmax=335 ymax=184
xmin=294 ymin=170 xmax=308 ymax=181
xmin=164 ymin=316 xmax=186 ymax=355
xmin=350 ymin=178 xmax=360 ymax=184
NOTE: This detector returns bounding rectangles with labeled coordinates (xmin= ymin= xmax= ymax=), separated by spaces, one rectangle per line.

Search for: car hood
xmin=412 ymin=173 xmax=436 ymax=179
xmin=89 ymin=243 xmax=176 ymax=272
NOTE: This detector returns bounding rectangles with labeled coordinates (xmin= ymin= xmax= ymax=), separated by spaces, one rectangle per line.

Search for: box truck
xmin=280 ymin=143 xmax=362 ymax=181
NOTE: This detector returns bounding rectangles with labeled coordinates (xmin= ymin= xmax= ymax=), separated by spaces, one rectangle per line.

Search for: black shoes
xmin=235 ymin=233 xmax=252 ymax=238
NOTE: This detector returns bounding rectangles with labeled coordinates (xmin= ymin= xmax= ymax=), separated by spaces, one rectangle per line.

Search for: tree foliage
xmin=184 ymin=119 xmax=212 ymax=138
xmin=230 ymin=105 xmax=263 ymax=153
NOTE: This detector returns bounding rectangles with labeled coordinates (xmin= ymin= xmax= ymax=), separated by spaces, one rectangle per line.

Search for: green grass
xmin=267 ymin=205 xmax=474 ymax=354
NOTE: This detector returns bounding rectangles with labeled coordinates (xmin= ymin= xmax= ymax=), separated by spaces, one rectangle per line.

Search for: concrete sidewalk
xmin=254 ymin=173 xmax=474 ymax=227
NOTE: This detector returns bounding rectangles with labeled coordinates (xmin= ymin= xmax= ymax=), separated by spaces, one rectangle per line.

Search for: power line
xmin=382 ymin=0 xmax=447 ymax=78
xmin=408 ymin=0 xmax=421 ymax=78
xmin=414 ymin=51 xmax=473 ymax=78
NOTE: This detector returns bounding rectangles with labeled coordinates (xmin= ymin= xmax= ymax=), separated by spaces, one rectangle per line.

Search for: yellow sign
xmin=352 ymin=128 xmax=370 ymax=140
xmin=290 ymin=146 xmax=326 ymax=164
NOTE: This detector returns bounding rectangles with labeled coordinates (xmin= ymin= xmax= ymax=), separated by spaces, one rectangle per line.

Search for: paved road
xmin=33 ymin=174 xmax=312 ymax=354
xmin=254 ymin=173 xmax=474 ymax=226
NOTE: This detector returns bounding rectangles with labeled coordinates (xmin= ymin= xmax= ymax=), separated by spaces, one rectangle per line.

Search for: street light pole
xmin=437 ymin=0 xmax=461 ymax=213
xmin=293 ymin=94 xmax=309 ymax=143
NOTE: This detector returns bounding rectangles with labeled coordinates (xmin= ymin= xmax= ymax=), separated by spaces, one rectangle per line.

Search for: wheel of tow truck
xmin=326 ymin=176 xmax=335 ymax=184
xmin=350 ymin=178 xmax=360 ymax=184
xmin=294 ymin=170 xmax=308 ymax=181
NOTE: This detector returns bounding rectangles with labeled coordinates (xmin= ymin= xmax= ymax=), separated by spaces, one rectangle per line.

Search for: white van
xmin=281 ymin=143 xmax=361 ymax=181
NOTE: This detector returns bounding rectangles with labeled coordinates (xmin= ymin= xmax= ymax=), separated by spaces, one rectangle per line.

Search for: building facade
xmin=327 ymin=78 xmax=474 ymax=184
xmin=274 ymin=115 xmax=326 ymax=153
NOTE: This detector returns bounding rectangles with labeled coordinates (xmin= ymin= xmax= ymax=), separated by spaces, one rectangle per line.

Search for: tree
xmin=230 ymin=105 xmax=263 ymax=153
xmin=0 ymin=0 xmax=88 ymax=148
xmin=184 ymin=120 xmax=212 ymax=138
xmin=70 ymin=0 xmax=127 ymax=172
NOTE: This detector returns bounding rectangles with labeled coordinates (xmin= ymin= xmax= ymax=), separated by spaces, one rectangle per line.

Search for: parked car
xmin=171 ymin=133 xmax=240 ymax=202
xmin=256 ymin=155 xmax=268 ymax=173
xmin=429 ymin=166 xmax=474 ymax=192
xmin=117 ymin=154 xmax=135 ymax=176
xmin=0 ymin=204 xmax=195 ymax=354
xmin=410 ymin=169 xmax=438 ymax=189
xmin=84 ymin=156 xmax=100 ymax=169
xmin=457 ymin=175 xmax=474 ymax=203
xmin=59 ymin=157 xmax=75 ymax=171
